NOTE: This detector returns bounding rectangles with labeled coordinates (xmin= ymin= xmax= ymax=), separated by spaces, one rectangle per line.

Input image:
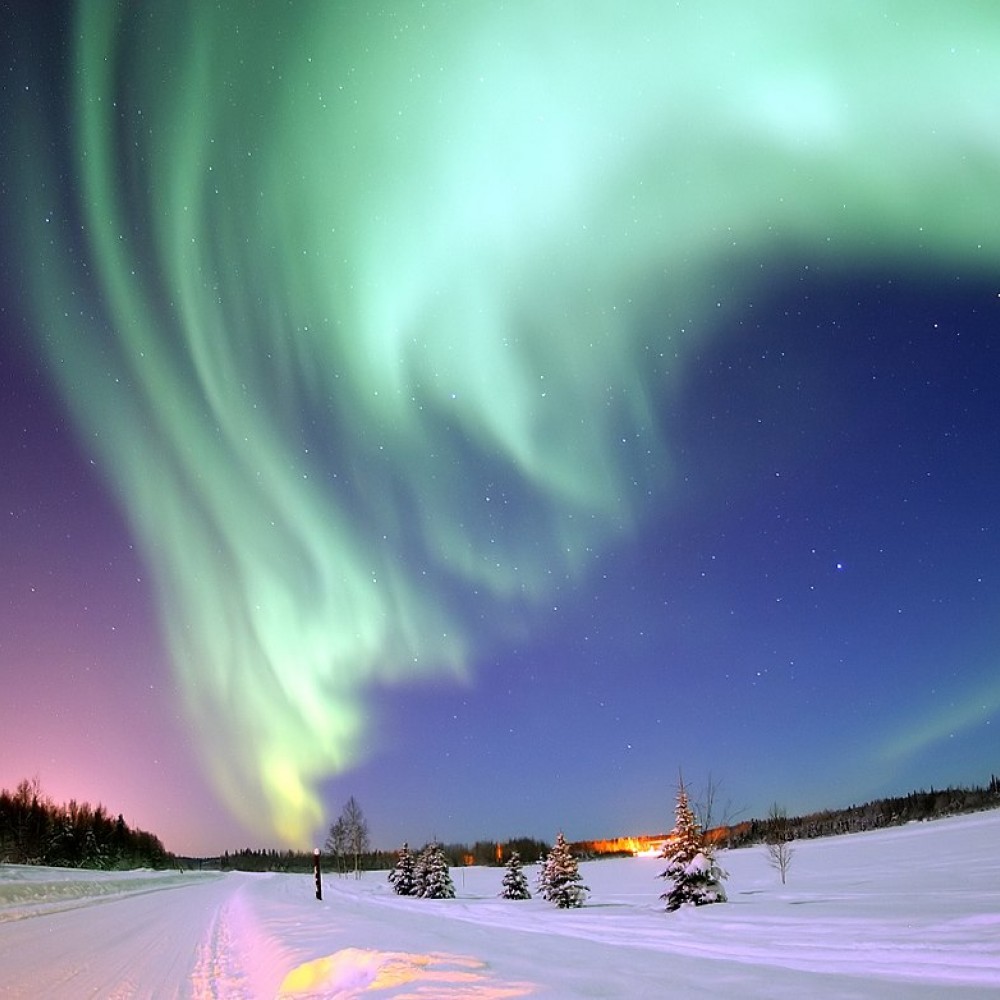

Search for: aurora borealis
xmin=2 ymin=2 xmax=998 ymax=854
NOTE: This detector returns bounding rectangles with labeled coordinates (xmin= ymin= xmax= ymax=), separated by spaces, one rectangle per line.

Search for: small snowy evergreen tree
xmin=388 ymin=842 xmax=417 ymax=896
xmin=500 ymin=851 xmax=531 ymax=900
xmin=658 ymin=780 xmax=727 ymax=911
xmin=417 ymin=842 xmax=455 ymax=899
xmin=413 ymin=845 xmax=429 ymax=897
xmin=541 ymin=832 xmax=588 ymax=908
xmin=534 ymin=853 xmax=551 ymax=899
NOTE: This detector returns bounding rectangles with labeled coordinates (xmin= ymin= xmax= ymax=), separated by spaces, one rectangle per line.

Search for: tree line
xmin=148 ymin=774 xmax=1000 ymax=875
xmin=209 ymin=839 xmax=554 ymax=875
xmin=8 ymin=774 xmax=996 ymax=874
xmin=321 ymin=796 xmax=550 ymax=875
xmin=715 ymin=775 xmax=1000 ymax=850
xmin=210 ymin=792 xmax=549 ymax=875
xmin=0 ymin=778 xmax=169 ymax=868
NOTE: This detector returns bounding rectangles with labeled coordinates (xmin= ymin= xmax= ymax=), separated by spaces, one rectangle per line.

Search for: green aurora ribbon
xmin=12 ymin=1 xmax=999 ymax=843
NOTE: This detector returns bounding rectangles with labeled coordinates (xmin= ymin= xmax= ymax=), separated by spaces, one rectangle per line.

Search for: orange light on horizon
xmin=574 ymin=835 xmax=671 ymax=857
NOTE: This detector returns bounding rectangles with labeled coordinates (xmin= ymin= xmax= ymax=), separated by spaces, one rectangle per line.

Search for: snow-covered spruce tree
xmin=535 ymin=852 xmax=551 ymax=899
xmin=413 ymin=845 xmax=429 ymax=897
xmin=388 ymin=842 xmax=417 ymax=896
xmin=500 ymin=851 xmax=531 ymax=900
xmin=658 ymin=780 xmax=727 ymax=911
xmin=417 ymin=842 xmax=455 ymax=899
xmin=541 ymin=832 xmax=588 ymax=908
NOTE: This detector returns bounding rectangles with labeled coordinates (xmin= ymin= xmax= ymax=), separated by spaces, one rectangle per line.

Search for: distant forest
xmin=211 ymin=775 xmax=1000 ymax=873
xmin=0 ymin=778 xmax=168 ymax=868
xmin=3 ymin=774 xmax=998 ymax=872
xmin=204 ymin=836 xmax=552 ymax=874
xmin=711 ymin=774 xmax=1000 ymax=851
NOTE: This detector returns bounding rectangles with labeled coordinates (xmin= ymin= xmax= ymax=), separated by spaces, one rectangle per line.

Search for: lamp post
xmin=313 ymin=847 xmax=322 ymax=901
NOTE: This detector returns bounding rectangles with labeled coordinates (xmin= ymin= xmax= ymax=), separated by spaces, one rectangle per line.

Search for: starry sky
xmin=2 ymin=1 xmax=998 ymax=856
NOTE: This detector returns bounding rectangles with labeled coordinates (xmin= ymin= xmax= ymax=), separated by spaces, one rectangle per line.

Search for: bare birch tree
xmin=327 ymin=796 xmax=369 ymax=877
xmin=765 ymin=802 xmax=794 ymax=884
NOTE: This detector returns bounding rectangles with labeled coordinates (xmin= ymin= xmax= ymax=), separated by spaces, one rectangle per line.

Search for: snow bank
xmin=0 ymin=864 xmax=214 ymax=919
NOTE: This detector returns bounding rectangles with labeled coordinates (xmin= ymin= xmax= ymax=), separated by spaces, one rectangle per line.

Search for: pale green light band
xmin=13 ymin=1 xmax=998 ymax=843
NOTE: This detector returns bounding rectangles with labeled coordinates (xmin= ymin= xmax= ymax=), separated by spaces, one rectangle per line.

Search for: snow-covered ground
xmin=1 ymin=809 xmax=998 ymax=998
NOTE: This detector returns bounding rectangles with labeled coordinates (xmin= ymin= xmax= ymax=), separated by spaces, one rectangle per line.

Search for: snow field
xmin=0 ymin=809 xmax=998 ymax=997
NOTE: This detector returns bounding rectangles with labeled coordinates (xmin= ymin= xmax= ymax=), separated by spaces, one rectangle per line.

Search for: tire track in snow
xmin=190 ymin=896 xmax=252 ymax=999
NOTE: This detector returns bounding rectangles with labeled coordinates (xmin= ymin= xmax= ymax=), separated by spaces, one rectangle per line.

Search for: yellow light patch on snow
xmin=276 ymin=947 xmax=533 ymax=997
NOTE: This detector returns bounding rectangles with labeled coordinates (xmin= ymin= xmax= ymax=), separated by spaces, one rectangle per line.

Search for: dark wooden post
xmin=313 ymin=848 xmax=323 ymax=900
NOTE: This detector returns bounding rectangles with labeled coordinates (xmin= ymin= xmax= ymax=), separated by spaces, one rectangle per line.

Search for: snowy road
xmin=0 ymin=871 xmax=261 ymax=997
xmin=2 ymin=811 xmax=999 ymax=998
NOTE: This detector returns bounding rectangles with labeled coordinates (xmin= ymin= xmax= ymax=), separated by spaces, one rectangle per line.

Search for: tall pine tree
xmin=541 ymin=832 xmax=588 ymax=908
xmin=658 ymin=780 xmax=727 ymax=911
xmin=500 ymin=850 xmax=531 ymax=900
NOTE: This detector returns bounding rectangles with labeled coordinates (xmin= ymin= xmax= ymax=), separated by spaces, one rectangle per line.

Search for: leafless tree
xmin=334 ymin=796 xmax=369 ymax=877
xmin=324 ymin=816 xmax=348 ymax=874
xmin=765 ymin=802 xmax=794 ymax=884
xmin=693 ymin=773 xmax=745 ymax=846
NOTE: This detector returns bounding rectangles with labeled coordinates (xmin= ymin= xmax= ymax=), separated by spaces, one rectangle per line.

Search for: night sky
xmin=2 ymin=2 xmax=998 ymax=856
